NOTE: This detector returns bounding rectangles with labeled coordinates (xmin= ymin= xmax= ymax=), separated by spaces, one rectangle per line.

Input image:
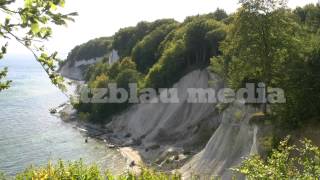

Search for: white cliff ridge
xmin=107 ymin=69 xmax=259 ymax=179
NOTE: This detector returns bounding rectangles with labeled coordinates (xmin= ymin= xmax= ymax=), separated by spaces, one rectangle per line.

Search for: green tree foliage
xmin=210 ymin=0 xmax=320 ymax=127
xmin=132 ymin=21 xmax=178 ymax=73
xmin=294 ymin=4 xmax=320 ymax=33
xmin=184 ymin=9 xmax=228 ymax=23
xmin=212 ymin=8 xmax=229 ymax=21
xmin=76 ymin=58 xmax=140 ymax=122
xmin=112 ymin=19 xmax=178 ymax=58
xmin=272 ymin=40 xmax=320 ymax=128
xmin=144 ymin=17 xmax=226 ymax=89
xmin=0 ymin=0 xmax=77 ymax=91
xmin=212 ymin=0 xmax=300 ymax=89
xmin=65 ymin=37 xmax=113 ymax=67
xmin=234 ymin=137 xmax=320 ymax=179
xmin=85 ymin=60 xmax=109 ymax=82
xmin=112 ymin=22 xmax=151 ymax=58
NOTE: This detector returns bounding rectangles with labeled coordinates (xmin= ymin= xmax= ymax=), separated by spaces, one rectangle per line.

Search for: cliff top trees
xmin=294 ymin=4 xmax=320 ymax=33
xmin=132 ymin=21 xmax=178 ymax=74
xmin=112 ymin=19 xmax=177 ymax=59
xmin=0 ymin=0 xmax=77 ymax=91
xmin=66 ymin=37 xmax=113 ymax=66
xmin=144 ymin=16 xmax=226 ymax=89
xmin=212 ymin=0 xmax=301 ymax=88
xmin=210 ymin=0 xmax=320 ymax=127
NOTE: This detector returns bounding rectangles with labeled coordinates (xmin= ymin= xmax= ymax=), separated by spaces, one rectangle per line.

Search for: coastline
xmin=51 ymin=97 xmax=146 ymax=174
xmin=51 ymin=98 xmax=194 ymax=175
xmin=51 ymin=74 xmax=207 ymax=175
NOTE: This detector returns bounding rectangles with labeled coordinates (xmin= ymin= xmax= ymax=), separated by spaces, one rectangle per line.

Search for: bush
xmin=234 ymin=137 xmax=320 ymax=179
xmin=16 ymin=160 xmax=103 ymax=180
xmin=13 ymin=160 xmax=181 ymax=180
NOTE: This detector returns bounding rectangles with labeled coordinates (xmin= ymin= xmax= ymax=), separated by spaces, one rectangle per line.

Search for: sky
xmin=7 ymin=0 xmax=319 ymax=59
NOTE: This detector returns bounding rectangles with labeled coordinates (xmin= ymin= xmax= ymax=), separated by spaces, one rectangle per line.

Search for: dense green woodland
xmin=74 ymin=2 xmax=320 ymax=133
xmin=60 ymin=37 xmax=113 ymax=67
xmin=71 ymin=3 xmax=320 ymax=174
xmin=74 ymin=10 xmax=229 ymax=121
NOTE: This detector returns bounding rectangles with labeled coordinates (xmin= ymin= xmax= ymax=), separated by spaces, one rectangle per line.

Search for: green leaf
xmin=59 ymin=0 xmax=65 ymax=7
xmin=5 ymin=17 xmax=10 ymax=26
xmin=49 ymin=2 xmax=57 ymax=10
xmin=24 ymin=0 xmax=33 ymax=7
xmin=31 ymin=22 xmax=40 ymax=34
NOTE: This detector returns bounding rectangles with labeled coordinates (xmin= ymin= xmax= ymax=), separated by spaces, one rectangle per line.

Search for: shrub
xmin=16 ymin=160 xmax=103 ymax=180
xmin=13 ymin=160 xmax=181 ymax=180
xmin=233 ymin=137 xmax=320 ymax=179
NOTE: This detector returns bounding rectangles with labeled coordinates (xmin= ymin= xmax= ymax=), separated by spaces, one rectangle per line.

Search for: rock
xmin=106 ymin=144 xmax=116 ymax=149
xmin=130 ymin=161 xmax=136 ymax=167
xmin=50 ymin=109 xmax=57 ymax=114
xmin=148 ymin=144 xmax=160 ymax=150
xmin=133 ymin=138 xmax=142 ymax=146
xmin=124 ymin=133 xmax=132 ymax=138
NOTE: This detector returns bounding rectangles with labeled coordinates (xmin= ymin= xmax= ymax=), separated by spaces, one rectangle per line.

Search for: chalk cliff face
xmin=59 ymin=50 xmax=120 ymax=81
xmin=60 ymin=61 xmax=260 ymax=177
xmin=180 ymin=102 xmax=257 ymax=179
xmin=59 ymin=57 xmax=103 ymax=80
xmin=108 ymin=69 xmax=259 ymax=178
xmin=108 ymin=70 xmax=223 ymax=155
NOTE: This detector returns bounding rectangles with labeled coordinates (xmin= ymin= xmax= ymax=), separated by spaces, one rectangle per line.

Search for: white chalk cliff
xmin=108 ymin=69 xmax=259 ymax=178
xmin=109 ymin=70 xmax=222 ymax=149
xmin=180 ymin=102 xmax=257 ymax=179
xmin=59 ymin=57 xmax=103 ymax=80
xmin=59 ymin=50 xmax=119 ymax=80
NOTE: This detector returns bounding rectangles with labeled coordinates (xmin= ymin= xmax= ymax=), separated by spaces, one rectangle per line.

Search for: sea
xmin=0 ymin=56 xmax=125 ymax=176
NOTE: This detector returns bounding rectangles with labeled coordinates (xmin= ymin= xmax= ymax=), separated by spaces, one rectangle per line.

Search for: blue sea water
xmin=0 ymin=56 xmax=125 ymax=175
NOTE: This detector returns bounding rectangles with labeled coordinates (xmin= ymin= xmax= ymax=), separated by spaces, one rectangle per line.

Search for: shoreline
xmin=51 ymin=78 xmax=194 ymax=175
xmin=51 ymin=101 xmax=189 ymax=175
xmin=51 ymin=101 xmax=146 ymax=174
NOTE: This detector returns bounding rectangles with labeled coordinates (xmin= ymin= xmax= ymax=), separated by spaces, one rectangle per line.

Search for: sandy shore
xmin=119 ymin=147 xmax=144 ymax=174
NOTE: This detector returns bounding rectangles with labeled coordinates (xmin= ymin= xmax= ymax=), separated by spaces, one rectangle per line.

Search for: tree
xmin=184 ymin=19 xmax=226 ymax=66
xmin=77 ymin=57 xmax=141 ymax=122
xmin=272 ymin=39 xmax=320 ymax=128
xmin=211 ymin=0 xmax=302 ymax=113
xmin=234 ymin=137 xmax=320 ymax=179
xmin=132 ymin=21 xmax=178 ymax=73
xmin=112 ymin=22 xmax=150 ymax=58
xmin=0 ymin=0 xmax=77 ymax=92
xmin=294 ymin=4 xmax=320 ymax=33
xmin=144 ymin=17 xmax=226 ymax=89
xmin=212 ymin=8 xmax=228 ymax=21
xmin=66 ymin=37 xmax=112 ymax=67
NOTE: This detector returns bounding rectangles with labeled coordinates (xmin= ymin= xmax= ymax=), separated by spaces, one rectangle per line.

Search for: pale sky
xmin=8 ymin=0 xmax=319 ymax=59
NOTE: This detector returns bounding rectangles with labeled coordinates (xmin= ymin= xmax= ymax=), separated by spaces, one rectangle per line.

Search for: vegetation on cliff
xmin=211 ymin=0 xmax=320 ymax=130
xmin=73 ymin=9 xmax=228 ymax=121
xmin=62 ymin=37 xmax=113 ymax=67
xmin=235 ymin=137 xmax=320 ymax=179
